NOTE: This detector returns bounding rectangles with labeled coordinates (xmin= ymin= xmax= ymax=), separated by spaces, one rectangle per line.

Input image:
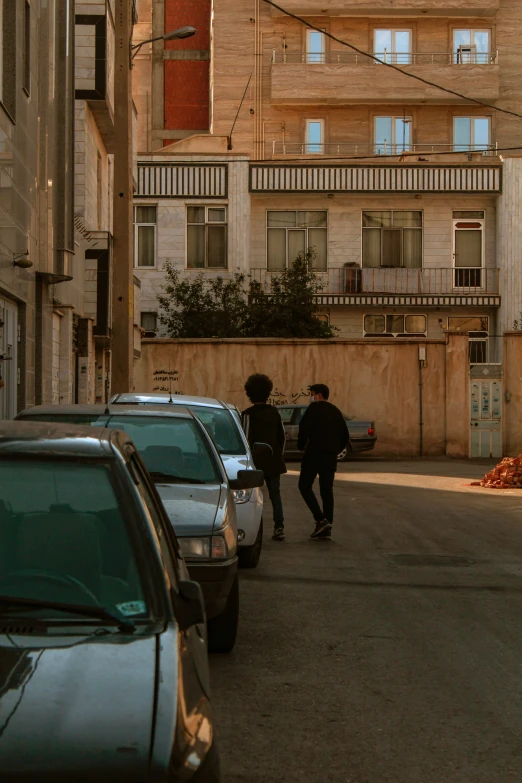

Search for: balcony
xmin=270 ymin=52 xmax=500 ymax=105
xmin=267 ymin=0 xmax=499 ymax=17
xmin=250 ymin=267 xmax=501 ymax=306
xmin=271 ymin=142 xmax=498 ymax=158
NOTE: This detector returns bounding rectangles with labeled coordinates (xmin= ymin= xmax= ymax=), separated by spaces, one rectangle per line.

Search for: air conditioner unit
xmin=457 ymin=44 xmax=476 ymax=64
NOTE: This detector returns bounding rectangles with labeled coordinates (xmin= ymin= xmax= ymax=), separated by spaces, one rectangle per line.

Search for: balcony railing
xmin=272 ymin=50 xmax=498 ymax=65
xmin=271 ymin=141 xmax=498 ymax=157
xmin=250 ymin=267 xmax=500 ymax=296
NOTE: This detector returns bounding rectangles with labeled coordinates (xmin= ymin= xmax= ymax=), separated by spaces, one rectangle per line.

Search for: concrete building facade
xmin=0 ymin=0 xmax=75 ymax=419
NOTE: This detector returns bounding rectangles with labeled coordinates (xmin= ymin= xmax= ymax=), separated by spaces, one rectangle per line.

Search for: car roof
xmin=0 ymin=419 xmax=128 ymax=458
xmin=17 ymin=403 xmax=194 ymax=420
xmin=111 ymin=393 xmax=229 ymax=410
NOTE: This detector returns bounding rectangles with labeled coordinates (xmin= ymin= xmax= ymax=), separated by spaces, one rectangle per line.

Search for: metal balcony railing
xmin=272 ymin=50 xmax=498 ymax=65
xmin=469 ymin=335 xmax=502 ymax=364
xmin=271 ymin=141 xmax=498 ymax=156
xmin=250 ymin=267 xmax=500 ymax=296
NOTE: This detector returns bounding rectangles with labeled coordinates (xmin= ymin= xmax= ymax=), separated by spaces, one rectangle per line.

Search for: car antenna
xmin=168 ymin=359 xmax=173 ymax=403
xmin=104 ymin=404 xmax=110 ymax=415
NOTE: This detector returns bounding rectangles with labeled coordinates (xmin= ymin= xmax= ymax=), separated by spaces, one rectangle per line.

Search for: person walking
xmin=298 ymin=384 xmax=349 ymax=541
xmin=242 ymin=374 xmax=287 ymax=541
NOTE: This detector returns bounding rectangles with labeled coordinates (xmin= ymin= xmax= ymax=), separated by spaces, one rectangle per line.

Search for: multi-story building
xmin=0 ymin=0 xmax=75 ymax=418
xmin=133 ymin=0 xmax=522 ymax=364
xmin=133 ymin=0 xmax=211 ymax=152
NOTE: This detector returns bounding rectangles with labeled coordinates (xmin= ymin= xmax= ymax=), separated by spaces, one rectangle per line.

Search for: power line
xmin=262 ymin=0 xmax=522 ymax=121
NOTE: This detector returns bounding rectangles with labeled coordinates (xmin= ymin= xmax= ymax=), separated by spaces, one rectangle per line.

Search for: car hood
xmin=155 ymin=482 xmax=222 ymax=536
xmin=0 ymin=634 xmax=158 ymax=782
xmin=219 ymin=454 xmax=250 ymax=481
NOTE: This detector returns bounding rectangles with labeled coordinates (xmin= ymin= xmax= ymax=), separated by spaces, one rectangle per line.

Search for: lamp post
xmin=111 ymin=9 xmax=197 ymax=395
xmin=131 ymin=26 xmax=196 ymax=60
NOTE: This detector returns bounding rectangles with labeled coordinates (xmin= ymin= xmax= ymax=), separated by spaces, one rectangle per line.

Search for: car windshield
xmin=106 ymin=415 xmax=222 ymax=483
xmin=0 ymin=459 xmax=148 ymax=621
xmin=188 ymin=406 xmax=245 ymax=456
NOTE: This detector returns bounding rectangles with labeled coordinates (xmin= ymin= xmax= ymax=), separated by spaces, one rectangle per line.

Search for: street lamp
xmin=131 ymin=26 xmax=197 ymax=59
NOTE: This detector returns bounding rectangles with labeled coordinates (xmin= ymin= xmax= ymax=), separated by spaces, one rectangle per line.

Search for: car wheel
xmin=238 ymin=518 xmax=263 ymax=569
xmin=207 ymin=574 xmax=239 ymax=654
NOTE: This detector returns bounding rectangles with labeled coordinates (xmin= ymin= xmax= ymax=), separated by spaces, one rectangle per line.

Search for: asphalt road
xmin=210 ymin=459 xmax=522 ymax=783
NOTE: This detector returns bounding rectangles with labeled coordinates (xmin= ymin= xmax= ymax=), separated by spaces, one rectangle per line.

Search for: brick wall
xmin=164 ymin=0 xmax=210 ymax=131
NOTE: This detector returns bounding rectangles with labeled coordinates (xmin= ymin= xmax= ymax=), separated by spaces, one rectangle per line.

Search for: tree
xmin=247 ymin=251 xmax=335 ymax=338
xmin=157 ymin=263 xmax=249 ymax=338
xmin=157 ymin=251 xmax=336 ymax=338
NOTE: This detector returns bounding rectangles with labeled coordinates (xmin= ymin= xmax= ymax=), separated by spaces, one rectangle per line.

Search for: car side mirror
xmin=172 ymin=580 xmax=206 ymax=632
xmin=229 ymin=469 xmax=264 ymax=490
xmin=252 ymin=442 xmax=273 ymax=461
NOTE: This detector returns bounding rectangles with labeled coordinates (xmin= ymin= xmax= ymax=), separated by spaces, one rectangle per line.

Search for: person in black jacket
xmin=298 ymin=383 xmax=349 ymax=541
xmin=242 ymin=374 xmax=287 ymax=541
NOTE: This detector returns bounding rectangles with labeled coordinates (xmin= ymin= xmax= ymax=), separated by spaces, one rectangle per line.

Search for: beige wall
xmin=133 ymin=336 xmax=467 ymax=457
xmin=212 ymin=0 xmax=522 ymax=158
xmin=503 ymin=332 xmax=522 ymax=455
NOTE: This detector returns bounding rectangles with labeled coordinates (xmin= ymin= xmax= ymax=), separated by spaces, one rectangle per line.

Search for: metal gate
xmin=470 ymin=378 xmax=502 ymax=458
xmin=0 ymin=297 xmax=18 ymax=420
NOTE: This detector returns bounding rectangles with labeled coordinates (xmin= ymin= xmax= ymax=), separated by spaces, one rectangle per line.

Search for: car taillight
xmin=368 ymin=427 xmax=375 ymax=436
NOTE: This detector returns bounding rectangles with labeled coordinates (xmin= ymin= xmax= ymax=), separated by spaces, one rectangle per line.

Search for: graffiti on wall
xmin=268 ymin=387 xmax=312 ymax=406
xmin=152 ymin=369 xmax=184 ymax=394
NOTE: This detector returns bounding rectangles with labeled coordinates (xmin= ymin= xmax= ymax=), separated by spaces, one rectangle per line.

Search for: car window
xmin=130 ymin=453 xmax=180 ymax=588
xmin=278 ymin=408 xmax=294 ymax=424
xmin=188 ymin=406 xmax=245 ymax=456
xmin=106 ymin=415 xmax=221 ymax=484
xmin=0 ymin=458 xmax=148 ymax=619
xmin=292 ymin=407 xmax=306 ymax=425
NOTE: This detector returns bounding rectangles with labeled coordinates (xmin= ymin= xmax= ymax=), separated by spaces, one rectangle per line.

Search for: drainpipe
xmin=419 ymin=345 xmax=427 ymax=456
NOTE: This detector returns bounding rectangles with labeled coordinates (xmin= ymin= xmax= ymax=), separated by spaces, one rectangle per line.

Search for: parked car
xmin=16 ymin=404 xmax=263 ymax=653
xmin=0 ymin=420 xmax=222 ymax=782
xmin=277 ymin=404 xmax=377 ymax=459
xmin=110 ymin=394 xmax=266 ymax=569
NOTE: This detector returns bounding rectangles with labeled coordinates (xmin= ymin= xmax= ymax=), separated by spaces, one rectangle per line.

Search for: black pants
xmin=264 ymin=474 xmax=284 ymax=527
xmin=298 ymin=452 xmax=337 ymax=524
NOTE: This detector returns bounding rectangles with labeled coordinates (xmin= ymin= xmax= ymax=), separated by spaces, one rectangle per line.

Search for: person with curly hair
xmin=242 ymin=374 xmax=287 ymax=541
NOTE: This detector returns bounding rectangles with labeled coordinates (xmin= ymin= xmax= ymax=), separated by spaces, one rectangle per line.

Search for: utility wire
xmin=262 ymin=0 xmax=522 ymax=121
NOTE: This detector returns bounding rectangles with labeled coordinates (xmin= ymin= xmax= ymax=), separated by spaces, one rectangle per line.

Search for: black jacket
xmin=242 ymin=404 xmax=287 ymax=477
xmin=297 ymin=400 xmax=349 ymax=456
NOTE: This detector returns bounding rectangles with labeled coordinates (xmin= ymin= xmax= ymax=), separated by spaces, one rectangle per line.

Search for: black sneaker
xmin=310 ymin=520 xmax=332 ymax=540
xmin=272 ymin=527 xmax=285 ymax=541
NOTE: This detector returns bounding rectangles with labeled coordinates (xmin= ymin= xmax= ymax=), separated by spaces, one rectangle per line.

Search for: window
xmin=448 ymin=316 xmax=489 ymax=363
xmin=374 ymin=29 xmax=411 ymax=64
xmin=306 ymin=29 xmax=325 ymax=63
xmin=453 ymin=117 xmax=491 ymax=151
xmin=453 ymin=211 xmax=484 ymax=288
xmin=97 ymin=151 xmax=102 ymax=230
xmin=364 ymin=314 xmax=427 ymax=337
xmin=23 ymin=2 xmax=30 ymax=95
xmin=187 ymin=206 xmax=227 ymax=269
xmin=134 ymin=205 xmax=157 ymax=267
xmin=140 ymin=312 xmax=157 ymax=333
xmin=453 ymin=29 xmax=491 ymax=63
xmin=189 ymin=407 xmax=245 ymax=456
xmin=374 ymin=116 xmax=411 ymax=154
xmin=0 ymin=459 xmax=148 ymax=616
xmin=267 ymin=211 xmax=327 ymax=271
xmin=106 ymin=416 xmax=222 ymax=485
xmin=362 ymin=211 xmax=422 ymax=268
xmin=1 ymin=0 xmax=16 ymax=121
xmin=305 ymin=119 xmax=324 ymax=153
